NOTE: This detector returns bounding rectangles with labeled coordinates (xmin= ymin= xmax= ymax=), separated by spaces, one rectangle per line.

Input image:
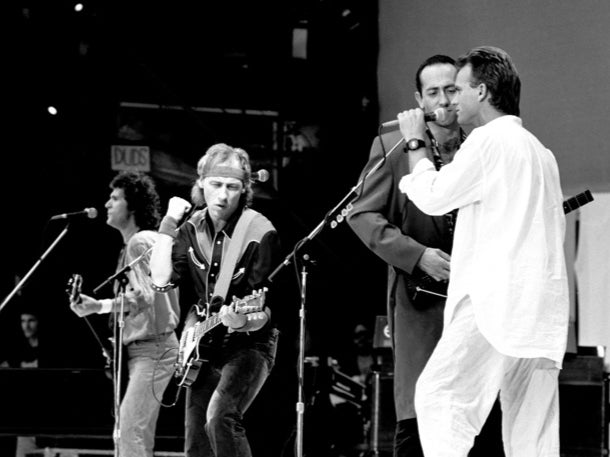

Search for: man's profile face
xmin=105 ymin=188 xmax=132 ymax=231
xmin=416 ymin=63 xmax=458 ymax=126
xmin=454 ymin=64 xmax=480 ymax=127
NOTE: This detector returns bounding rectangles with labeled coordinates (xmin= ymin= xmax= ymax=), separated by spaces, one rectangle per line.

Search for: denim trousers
xmin=119 ymin=332 xmax=178 ymax=457
xmin=185 ymin=329 xmax=278 ymax=457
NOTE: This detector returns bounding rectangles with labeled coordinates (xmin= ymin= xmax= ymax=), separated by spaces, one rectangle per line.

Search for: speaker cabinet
xmin=559 ymin=353 xmax=609 ymax=457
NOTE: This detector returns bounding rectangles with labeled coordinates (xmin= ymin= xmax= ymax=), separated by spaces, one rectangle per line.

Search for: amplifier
xmin=559 ymin=351 xmax=609 ymax=457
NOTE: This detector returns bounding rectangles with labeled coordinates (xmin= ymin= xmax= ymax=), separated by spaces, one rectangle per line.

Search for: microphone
xmin=50 ymin=208 xmax=98 ymax=221
xmin=381 ymin=108 xmax=447 ymax=129
xmin=251 ymin=169 xmax=270 ymax=183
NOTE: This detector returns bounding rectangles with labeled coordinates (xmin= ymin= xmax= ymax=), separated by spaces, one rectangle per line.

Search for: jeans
xmin=119 ymin=332 xmax=178 ymax=457
xmin=185 ymin=328 xmax=278 ymax=457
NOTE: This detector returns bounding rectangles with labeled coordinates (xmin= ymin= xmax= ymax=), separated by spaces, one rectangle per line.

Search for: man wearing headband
xmin=150 ymin=143 xmax=280 ymax=457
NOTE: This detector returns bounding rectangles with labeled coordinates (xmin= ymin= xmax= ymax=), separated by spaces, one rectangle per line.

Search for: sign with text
xmin=111 ymin=145 xmax=151 ymax=172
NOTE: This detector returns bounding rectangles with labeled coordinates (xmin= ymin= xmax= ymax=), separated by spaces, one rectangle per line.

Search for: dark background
xmin=1 ymin=1 xmax=387 ymax=455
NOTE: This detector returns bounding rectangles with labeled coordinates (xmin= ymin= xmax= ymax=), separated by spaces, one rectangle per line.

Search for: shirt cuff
xmin=158 ymin=216 xmax=178 ymax=238
xmin=413 ymin=157 xmax=435 ymax=174
xmin=398 ymin=158 xmax=435 ymax=195
xmin=97 ymin=299 xmax=114 ymax=314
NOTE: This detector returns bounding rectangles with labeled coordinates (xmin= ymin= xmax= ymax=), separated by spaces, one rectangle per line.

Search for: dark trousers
xmin=394 ymin=418 xmax=423 ymax=457
xmin=185 ymin=331 xmax=278 ymax=457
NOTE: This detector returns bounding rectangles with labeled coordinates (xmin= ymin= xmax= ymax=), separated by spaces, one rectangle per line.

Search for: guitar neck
xmin=194 ymin=314 xmax=222 ymax=340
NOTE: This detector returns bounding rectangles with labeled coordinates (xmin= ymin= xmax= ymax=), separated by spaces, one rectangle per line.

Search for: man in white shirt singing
xmin=397 ymin=46 xmax=569 ymax=457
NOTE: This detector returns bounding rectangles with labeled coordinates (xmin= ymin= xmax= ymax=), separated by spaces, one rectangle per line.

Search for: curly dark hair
xmin=110 ymin=171 xmax=161 ymax=230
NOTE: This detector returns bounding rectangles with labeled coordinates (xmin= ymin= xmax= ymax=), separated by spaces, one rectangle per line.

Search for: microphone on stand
xmin=381 ymin=107 xmax=447 ymax=129
xmin=251 ymin=169 xmax=270 ymax=183
xmin=50 ymin=208 xmax=98 ymax=221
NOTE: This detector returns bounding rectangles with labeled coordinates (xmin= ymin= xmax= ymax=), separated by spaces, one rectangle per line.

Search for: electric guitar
xmin=175 ymin=288 xmax=268 ymax=388
xmin=406 ymin=189 xmax=595 ymax=303
xmin=66 ymin=273 xmax=114 ymax=378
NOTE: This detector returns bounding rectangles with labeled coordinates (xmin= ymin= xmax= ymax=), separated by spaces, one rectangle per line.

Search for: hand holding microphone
xmin=381 ymin=107 xmax=447 ymax=129
xmin=396 ymin=108 xmax=432 ymax=142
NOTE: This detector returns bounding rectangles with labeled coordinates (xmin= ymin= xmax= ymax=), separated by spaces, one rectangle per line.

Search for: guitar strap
xmin=212 ymin=208 xmax=258 ymax=302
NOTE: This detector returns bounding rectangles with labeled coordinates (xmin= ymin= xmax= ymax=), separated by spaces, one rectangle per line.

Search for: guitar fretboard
xmin=195 ymin=315 xmax=222 ymax=340
xmin=192 ymin=303 xmax=262 ymax=341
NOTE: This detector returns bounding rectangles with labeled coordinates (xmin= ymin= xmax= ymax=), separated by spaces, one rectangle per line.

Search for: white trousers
xmin=414 ymin=296 xmax=560 ymax=457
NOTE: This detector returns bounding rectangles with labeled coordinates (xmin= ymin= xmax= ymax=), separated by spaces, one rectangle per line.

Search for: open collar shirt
xmin=399 ymin=115 xmax=569 ymax=366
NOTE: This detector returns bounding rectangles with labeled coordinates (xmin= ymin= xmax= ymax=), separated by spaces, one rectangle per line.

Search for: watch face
xmin=408 ymin=139 xmax=423 ymax=150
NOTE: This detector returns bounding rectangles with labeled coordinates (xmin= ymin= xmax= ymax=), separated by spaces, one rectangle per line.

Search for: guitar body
xmin=175 ymin=288 xmax=268 ymax=388
xmin=405 ymin=190 xmax=594 ymax=305
xmin=175 ymin=305 xmax=216 ymax=387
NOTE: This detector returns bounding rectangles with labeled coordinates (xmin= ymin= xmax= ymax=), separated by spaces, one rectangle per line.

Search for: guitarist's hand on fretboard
xmin=219 ymin=289 xmax=269 ymax=333
xmin=219 ymin=301 xmax=248 ymax=331
xmin=70 ymin=293 xmax=104 ymax=317
xmin=68 ymin=274 xmax=104 ymax=317
xmin=221 ymin=306 xmax=270 ymax=333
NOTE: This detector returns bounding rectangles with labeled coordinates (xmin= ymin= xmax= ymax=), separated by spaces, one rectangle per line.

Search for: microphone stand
xmin=0 ymin=224 xmax=71 ymax=315
xmin=111 ymin=275 xmax=127 ymax=457
xmin=295 ymin=250 xmax=310 ymax=457
xmin=93 ymin=248 xmax=151 ymax=457
xmin=267 ymin=136 xmax=405 ymax=457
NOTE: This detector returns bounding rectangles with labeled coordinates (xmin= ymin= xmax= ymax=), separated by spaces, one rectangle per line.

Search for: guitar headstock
xmin=563 ymin=189 xmax=594 ymax=215
xmin=67 ymin=273 xmax=83 ymax=304
xmin=234 ymin=287 xmax=268 ymax=314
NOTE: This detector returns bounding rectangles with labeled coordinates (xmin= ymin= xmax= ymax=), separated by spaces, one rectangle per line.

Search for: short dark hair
xmin=456 ymin=46 xmax=521 ymax=116
xmin=110 ymin=171 xmax=161 ymax=230
xmin=415 ymin=54 xmax=456 ymax=94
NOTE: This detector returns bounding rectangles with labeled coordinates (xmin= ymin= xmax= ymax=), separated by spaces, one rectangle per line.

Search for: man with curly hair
xmin=70 ymin=171 xmax=180 ymax=457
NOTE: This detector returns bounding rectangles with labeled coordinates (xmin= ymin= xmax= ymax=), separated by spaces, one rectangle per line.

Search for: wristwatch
xmin=405 ymin=138 xmax=426 ymax=151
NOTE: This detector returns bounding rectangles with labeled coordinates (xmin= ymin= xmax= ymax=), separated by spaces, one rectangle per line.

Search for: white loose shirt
xmin=399 ymin=115 xmax=569 ymax=366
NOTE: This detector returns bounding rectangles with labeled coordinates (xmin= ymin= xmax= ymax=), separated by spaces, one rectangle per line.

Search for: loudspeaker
xmin=559 ymin=353 xmax=609 ymax=457
xmin=370 ymin=371 xmax=396 ymax=454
